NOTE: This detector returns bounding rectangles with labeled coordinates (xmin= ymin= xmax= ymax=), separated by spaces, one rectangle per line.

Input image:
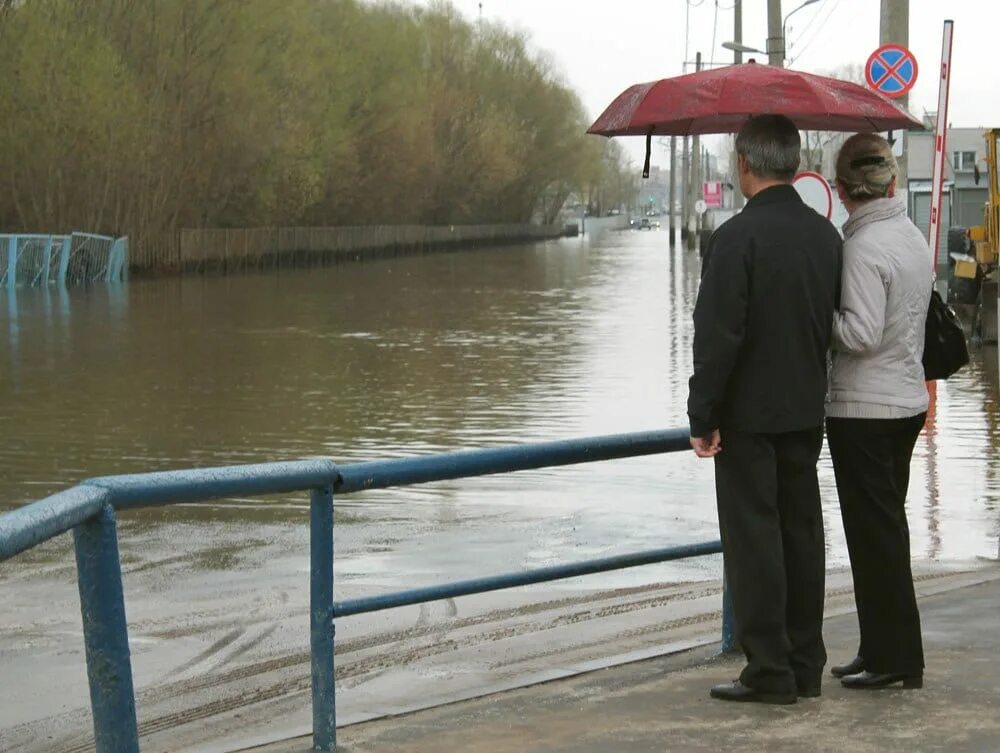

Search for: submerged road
xmin=2 ymin=226 xmax=999 ymax=751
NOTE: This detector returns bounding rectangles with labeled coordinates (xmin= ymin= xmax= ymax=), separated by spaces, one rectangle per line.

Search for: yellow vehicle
xmin=949 ymin=129 xmax=1000 ymax=342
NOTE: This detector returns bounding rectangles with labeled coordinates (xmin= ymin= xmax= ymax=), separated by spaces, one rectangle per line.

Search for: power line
xmin=785 ymin=0 xmax=826 ymax=54
xmin=789 ymin=0 xmax=840 ymax=66
xmin=789 ymin=0 xmax=839 ymax=65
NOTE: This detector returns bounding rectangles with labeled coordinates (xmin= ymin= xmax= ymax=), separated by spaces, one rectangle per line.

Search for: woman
xmin=826 ymin=133 xmax=933 ymax=690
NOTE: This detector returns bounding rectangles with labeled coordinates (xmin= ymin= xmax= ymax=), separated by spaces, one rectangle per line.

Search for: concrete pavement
xmin=246 ymin=567 xmax=1000 ymax=753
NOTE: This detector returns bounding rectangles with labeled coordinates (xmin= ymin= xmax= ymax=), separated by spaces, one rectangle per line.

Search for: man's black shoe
xmin=709 ymin=681 xmax=797 ymax=704
xmin=830 ymin=656 xmax=865 ymax=678
xmin=841 ymin=671 xmax=923 ymax=690
xmin=795 ymin=673 xmax=822 ymax=698
xmin=797 ymin=684 xmax=821 ymax=698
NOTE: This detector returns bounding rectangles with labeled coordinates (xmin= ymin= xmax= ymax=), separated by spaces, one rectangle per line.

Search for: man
xmin=688 ymin=114 xmax=842 ymax=704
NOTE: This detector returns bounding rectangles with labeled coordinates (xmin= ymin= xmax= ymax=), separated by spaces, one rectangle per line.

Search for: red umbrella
xmin=588 ymin=61 xmax=924 ymax=175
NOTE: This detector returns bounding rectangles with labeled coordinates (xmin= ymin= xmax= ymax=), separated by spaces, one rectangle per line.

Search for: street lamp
xmin=722 ymin=0 xmax=821 ymax=65
xmin=722 ymin=41 xmax=764 ymax=55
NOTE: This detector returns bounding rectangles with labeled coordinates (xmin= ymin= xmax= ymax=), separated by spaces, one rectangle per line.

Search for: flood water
xmin=2 ymin=228 xmax=999 ymax=595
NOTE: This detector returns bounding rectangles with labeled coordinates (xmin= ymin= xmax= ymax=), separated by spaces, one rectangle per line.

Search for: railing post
xmin=721 ymin=571 xmax=737 ymax=654
xmin=73 ymin=503 xmax=140 ymax=753
xmin=6 ymin=235 xmax=16 ymax=288
xmin=107 ymin=238 xmax=124 ymax=282
xmin=310 ymin=484 xmax=336 ymax=751
xmin=41 ymin=236 xmax=54 ymax=286
xmin=58 ymin=236 xmax=72 ymax=285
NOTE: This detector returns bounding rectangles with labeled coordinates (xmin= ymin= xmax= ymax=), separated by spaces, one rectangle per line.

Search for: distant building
xmin=909 ymin=120 xmax=991 ymax=268
xmin=908 ymin=124 xmax=990 ymax=228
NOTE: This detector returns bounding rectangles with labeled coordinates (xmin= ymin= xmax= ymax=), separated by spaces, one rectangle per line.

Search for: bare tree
xmin=801 ymin=64 xmax=867 ymax=176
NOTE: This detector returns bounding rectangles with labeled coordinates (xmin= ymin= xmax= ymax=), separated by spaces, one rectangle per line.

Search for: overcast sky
xmin=412 ymin=0 xmax=998 ymax=167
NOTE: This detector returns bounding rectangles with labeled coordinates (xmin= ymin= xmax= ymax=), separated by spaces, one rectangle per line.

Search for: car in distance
xmin=632 ymin=217 xmax=660 ymax=230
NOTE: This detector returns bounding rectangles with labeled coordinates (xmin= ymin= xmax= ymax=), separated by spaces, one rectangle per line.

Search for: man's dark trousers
xmin=714 ymin=426 xmax=827 ymax=694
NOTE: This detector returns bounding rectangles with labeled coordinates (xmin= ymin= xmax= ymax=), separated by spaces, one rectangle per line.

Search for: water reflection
xmin=923 ymin=402 xmax=942 ymax=560
xmin=0 ymin=230 xmax=998 ymax=586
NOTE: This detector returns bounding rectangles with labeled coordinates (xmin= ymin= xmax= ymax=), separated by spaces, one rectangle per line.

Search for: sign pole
xmin=880 ymin=0 xmax=910 ymax=187
xmin=864 ymin=40 xmax=918 ymax=206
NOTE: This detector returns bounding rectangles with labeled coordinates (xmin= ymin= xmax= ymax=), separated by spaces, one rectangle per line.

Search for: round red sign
xmin=865 ymin=44 xmax=918 ymax=99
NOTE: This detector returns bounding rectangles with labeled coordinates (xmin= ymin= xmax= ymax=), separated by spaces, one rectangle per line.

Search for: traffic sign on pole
xmin=792 ymin=172 xmax=834 ymax=220
xmin=865 ymin=44 xmax=918 ymax=99
xmin=703 ymin=181 xmax=723 ymax=209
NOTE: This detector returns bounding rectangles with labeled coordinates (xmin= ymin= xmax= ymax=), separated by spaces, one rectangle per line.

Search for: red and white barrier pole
xmin=926 ymin=20 xmax=954 ymax=414
xmin=927 ymin=20 xmax=954 ymax=262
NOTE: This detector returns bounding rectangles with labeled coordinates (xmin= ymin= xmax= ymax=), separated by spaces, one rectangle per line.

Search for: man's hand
xmin=690 ymin=430 xmax=722 ymax=458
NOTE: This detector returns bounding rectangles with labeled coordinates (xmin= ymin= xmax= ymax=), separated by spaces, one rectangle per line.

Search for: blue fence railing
xmin=0 ymin=428 xmax=731 ymax=753
xmin=1 ymin=232 xmax=128 ymax=288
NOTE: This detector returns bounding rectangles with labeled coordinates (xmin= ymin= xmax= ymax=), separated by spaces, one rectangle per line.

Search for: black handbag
xmin=923 ymin=290 xmax=970 ymax=380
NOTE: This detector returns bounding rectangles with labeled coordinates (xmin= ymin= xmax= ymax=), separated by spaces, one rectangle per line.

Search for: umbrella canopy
xmin=588 ymin=62 xmax=924 ymax=138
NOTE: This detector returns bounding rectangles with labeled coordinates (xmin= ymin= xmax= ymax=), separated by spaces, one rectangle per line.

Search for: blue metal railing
xmin=0 ymin=428 xmax=731 ymax=753
xmin=0 ymin=232 xmax=127 ymax=288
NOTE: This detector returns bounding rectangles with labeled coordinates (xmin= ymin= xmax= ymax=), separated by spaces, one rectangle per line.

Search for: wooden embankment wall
xmin=130 ymin=224 xmax=565 ymax=274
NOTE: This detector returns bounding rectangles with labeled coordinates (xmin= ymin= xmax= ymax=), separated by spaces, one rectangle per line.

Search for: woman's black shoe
xmin=841 ymin=671 xmax=923 ymax=689
xmin=830 ymin=656 xmax=865 ymax=678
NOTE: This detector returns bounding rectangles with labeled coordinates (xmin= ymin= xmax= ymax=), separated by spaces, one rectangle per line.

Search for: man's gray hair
xmin=735 ymin=115 xmax=801 ymax=181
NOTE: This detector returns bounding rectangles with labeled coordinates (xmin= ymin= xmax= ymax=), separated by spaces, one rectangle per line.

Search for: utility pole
xmin=687 ymin=53 xmax=703 ymax=250
xmin=881 ymin=0 xmax=909 ymax=190
xmin=767 ymin=0 xmax=783 ymax=67
xmin=733 ymin=0 xmax=745 ymax=209
xmin=669 ymin=136 xmax=677 ymax=245
xmin=734 ymin=0 xmax=743 ymax=64
xmin=682 ymin=134 xmax=690 ymax=242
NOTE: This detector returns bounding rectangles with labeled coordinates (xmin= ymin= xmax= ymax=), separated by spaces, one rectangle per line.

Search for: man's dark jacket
xmin=687 ymin=184 xmax=843 ymax=438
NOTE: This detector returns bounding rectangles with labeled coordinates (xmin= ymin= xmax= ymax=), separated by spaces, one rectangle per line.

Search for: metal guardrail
xmin=0 ymin=428 xmax=731 ymax=753
xmin=1 ymin=233 xmax=128 ymax=288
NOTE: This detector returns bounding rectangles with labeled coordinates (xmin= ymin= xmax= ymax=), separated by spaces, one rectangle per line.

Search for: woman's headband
xmin=848 ymin=155 xmax=887 ymax=170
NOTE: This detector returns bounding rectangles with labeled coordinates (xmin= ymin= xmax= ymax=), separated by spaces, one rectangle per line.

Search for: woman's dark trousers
xmin=826 ymin=413 xmax=926 ymax=676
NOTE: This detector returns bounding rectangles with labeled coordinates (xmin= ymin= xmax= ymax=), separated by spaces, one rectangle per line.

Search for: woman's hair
xmin=835 ymin=133 xmax=897 ymax=201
